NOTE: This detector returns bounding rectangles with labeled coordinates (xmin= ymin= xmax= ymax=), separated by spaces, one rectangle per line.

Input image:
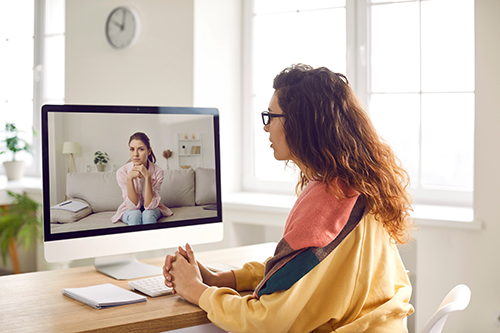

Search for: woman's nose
xmin=264 ymin=124 xmax=270 ymax=132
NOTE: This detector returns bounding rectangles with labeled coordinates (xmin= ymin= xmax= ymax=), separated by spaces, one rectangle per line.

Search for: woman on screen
xmin=163 ymin=64 xmax=414 ymax=332
xmin=111 ymin=132 xmax=172 ymax=225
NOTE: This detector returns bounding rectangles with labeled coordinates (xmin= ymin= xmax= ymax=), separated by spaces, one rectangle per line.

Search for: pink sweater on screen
xmin=111 ymin=162 xmax=173 ymax=223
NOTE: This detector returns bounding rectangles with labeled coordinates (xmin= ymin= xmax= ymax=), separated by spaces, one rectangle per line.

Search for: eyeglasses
xmin=261 ymin=111 xmax=286 ymax=126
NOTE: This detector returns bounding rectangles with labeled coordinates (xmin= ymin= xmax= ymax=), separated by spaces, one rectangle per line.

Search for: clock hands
xmin=113 ymin=21 xmax=122 ymax=30
xmin=111 ymin=9 xmax=127 ymax=31
xmin=121 ymin=8 xmax=127 ymax=30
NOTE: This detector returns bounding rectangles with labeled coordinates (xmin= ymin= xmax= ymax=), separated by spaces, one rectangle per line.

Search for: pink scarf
xmin=254 ymin=180 xmax=367 ymax=298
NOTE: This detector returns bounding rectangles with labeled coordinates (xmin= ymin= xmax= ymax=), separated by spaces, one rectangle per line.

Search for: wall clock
xmin=105 ymin=6 xmax=141 ymax=49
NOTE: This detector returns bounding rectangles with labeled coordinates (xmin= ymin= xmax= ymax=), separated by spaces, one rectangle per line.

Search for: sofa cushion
xmin=160 ymin=168 xmax=195 ymax=207
xmin=50 ymin=199 xmax=92 ymax=223
xmin=195 ymin=168 xmax=217 ymax=205
xmin=66 ymin=172 xmax=123 ymax=212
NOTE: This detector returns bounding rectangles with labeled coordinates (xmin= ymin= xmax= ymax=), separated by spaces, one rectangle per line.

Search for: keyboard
xmin=128 ymin=275 xmax=173 ymax=297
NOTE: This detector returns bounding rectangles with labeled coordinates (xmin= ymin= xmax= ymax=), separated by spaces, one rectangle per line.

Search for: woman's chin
xmin=273 ymin=152 xmax=293 ymax=162
xmin=273 ymin=154 xmax=286 ymax=161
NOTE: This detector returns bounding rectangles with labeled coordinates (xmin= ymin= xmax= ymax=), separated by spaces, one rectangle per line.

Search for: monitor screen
xmin=42 ymin=105 xmax=223 ymax=279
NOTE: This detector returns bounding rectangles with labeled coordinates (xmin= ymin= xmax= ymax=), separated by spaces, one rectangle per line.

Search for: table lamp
xmin=62 ymin=141 xmax=81 ymax=173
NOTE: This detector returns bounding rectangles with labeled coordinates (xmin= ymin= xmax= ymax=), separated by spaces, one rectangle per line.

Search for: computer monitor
xmin=41 ymin=105 xmax=223 ymax=279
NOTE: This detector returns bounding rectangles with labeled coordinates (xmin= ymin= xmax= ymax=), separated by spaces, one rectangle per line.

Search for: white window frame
xmin=242 ymin=0 xmax=474 ymax=208
xmin=31 ymin=0 xmax=46 ymax=178
xmin=32 ymin=0 xmax=65 ymax=178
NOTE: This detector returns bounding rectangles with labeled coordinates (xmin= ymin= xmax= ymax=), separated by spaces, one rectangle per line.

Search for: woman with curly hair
xmin=163 ymin=64 xmax=414 ymax=332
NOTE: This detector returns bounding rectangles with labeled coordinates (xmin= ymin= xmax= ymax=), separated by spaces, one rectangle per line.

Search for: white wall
xmin=65 ymin=0 xmax=195 ymax=106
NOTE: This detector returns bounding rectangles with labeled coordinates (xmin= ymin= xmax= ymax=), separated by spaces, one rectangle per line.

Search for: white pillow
xmin=50 ymin=199 xmax=92 ymax=223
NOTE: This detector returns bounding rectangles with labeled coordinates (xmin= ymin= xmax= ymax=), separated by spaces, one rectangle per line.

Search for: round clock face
xmin=105 ymin=7 xmax=139 ymax=49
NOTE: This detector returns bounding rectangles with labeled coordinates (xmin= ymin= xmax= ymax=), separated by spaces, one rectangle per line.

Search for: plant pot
xmin=3 ymin=161 xmax=26 ymax=181
xmin=96 ymin=164 xmax=106 ymax=172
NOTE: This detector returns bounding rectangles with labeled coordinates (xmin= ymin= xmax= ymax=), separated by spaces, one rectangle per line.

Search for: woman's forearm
xmin=214 ymin=271 xmax=237 ymax=289
xmin=127 ymin=177 xmax=139 ymax=205
xmin=199 ymin=262 xmax=237 ymax=289
xmin=143 ymin=176 xmax=153 ymax=207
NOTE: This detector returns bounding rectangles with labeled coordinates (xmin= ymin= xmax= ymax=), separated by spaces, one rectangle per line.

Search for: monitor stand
xmin=94 ymin=254 xmax=162 ymax=280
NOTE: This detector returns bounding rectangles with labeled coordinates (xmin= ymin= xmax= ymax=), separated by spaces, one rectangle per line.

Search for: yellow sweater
xmin=199 ymin=214 xmax=413 ymax=332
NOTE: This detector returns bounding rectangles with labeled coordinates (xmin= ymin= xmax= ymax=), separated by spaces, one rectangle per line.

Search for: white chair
xmin=420 ymin=284 xmax=471 ymax=333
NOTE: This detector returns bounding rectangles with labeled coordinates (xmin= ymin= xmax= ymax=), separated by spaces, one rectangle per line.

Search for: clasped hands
xmin=163 ymin=244 xmax=238 ymax=306
xmin=127 ymin=164 xmax=150 ymax=181
xmin=163 ymin=243 xmax=211 ymax=306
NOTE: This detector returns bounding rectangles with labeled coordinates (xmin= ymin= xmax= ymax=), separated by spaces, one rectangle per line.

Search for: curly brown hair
xmin=273 ymin=64 xmax=413 ymax=244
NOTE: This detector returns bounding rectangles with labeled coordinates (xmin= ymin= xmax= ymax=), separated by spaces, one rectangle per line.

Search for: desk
xmin=0 ymin=242 xmax=276 ymax=332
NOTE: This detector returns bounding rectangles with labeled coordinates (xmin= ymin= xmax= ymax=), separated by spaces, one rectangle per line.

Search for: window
xmin=244 ymin=0 xmax=474 ymax=207
xmin=0 ymin=1 xmax=35 ymax=170
xmin=243 ymin=0 xmax=347 ymax=193
xmin=368 ymin=0 xmax=474 ymax=206
xmin=42 ymin=0 xmax=65 ymax=105
xmin=0 ymin=0 xmax=65 ymax=177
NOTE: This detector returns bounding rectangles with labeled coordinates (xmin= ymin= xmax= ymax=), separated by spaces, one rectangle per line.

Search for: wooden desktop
xmin=0 ymin=242 xmax=276 ymax=332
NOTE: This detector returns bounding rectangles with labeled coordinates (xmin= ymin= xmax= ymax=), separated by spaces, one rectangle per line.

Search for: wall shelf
xmin=177 ymin=133 xmax=202 ymax=169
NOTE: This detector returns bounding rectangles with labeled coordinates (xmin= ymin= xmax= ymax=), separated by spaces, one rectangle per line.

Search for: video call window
xmin=43 ymin=106 xmax=221 ymax=241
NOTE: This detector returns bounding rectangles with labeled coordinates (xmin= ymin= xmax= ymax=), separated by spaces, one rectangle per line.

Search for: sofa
xmin=50 ymin=167 xmax=218 ymax=234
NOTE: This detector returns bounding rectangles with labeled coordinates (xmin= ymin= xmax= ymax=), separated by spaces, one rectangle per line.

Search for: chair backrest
xmin=420 ymin=284 xmax=471 ymax=333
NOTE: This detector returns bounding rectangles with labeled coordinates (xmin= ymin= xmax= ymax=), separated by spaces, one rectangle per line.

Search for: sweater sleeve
xmin=199 ymin=285 xmax=305 ymax=333
xmin=232 ymin=261 xmax=266 ymax=292
xmin=199 ymin=256 xmax=334 ymax=333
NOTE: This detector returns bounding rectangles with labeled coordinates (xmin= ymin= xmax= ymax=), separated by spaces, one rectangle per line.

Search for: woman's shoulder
xmin=304 ymin=179 xmax=358 ymax=197
xmin=117 ymin=162 xmax=133 ymax=173
xmin=119 ymin=161 xmax=133 ymax=169
xmin=149 ymin=162 xmax=164 ymax=174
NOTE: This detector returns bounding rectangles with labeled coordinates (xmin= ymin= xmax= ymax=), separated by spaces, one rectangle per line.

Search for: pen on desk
xmin=60 ymin=201 xmax=72 ymax=206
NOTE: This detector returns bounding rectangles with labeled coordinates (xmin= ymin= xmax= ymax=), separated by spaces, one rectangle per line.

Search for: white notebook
xmin=62 ymin=283 xmax=147 ymax=309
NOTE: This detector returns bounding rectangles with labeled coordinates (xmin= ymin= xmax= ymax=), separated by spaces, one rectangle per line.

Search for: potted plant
xmin=0 ymin=123 xmax=33 ymax=181
xmin=94 ymin=151 xmax=110 ymax=172
xmin=0 ymin=191 xmax=41 ymax=274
